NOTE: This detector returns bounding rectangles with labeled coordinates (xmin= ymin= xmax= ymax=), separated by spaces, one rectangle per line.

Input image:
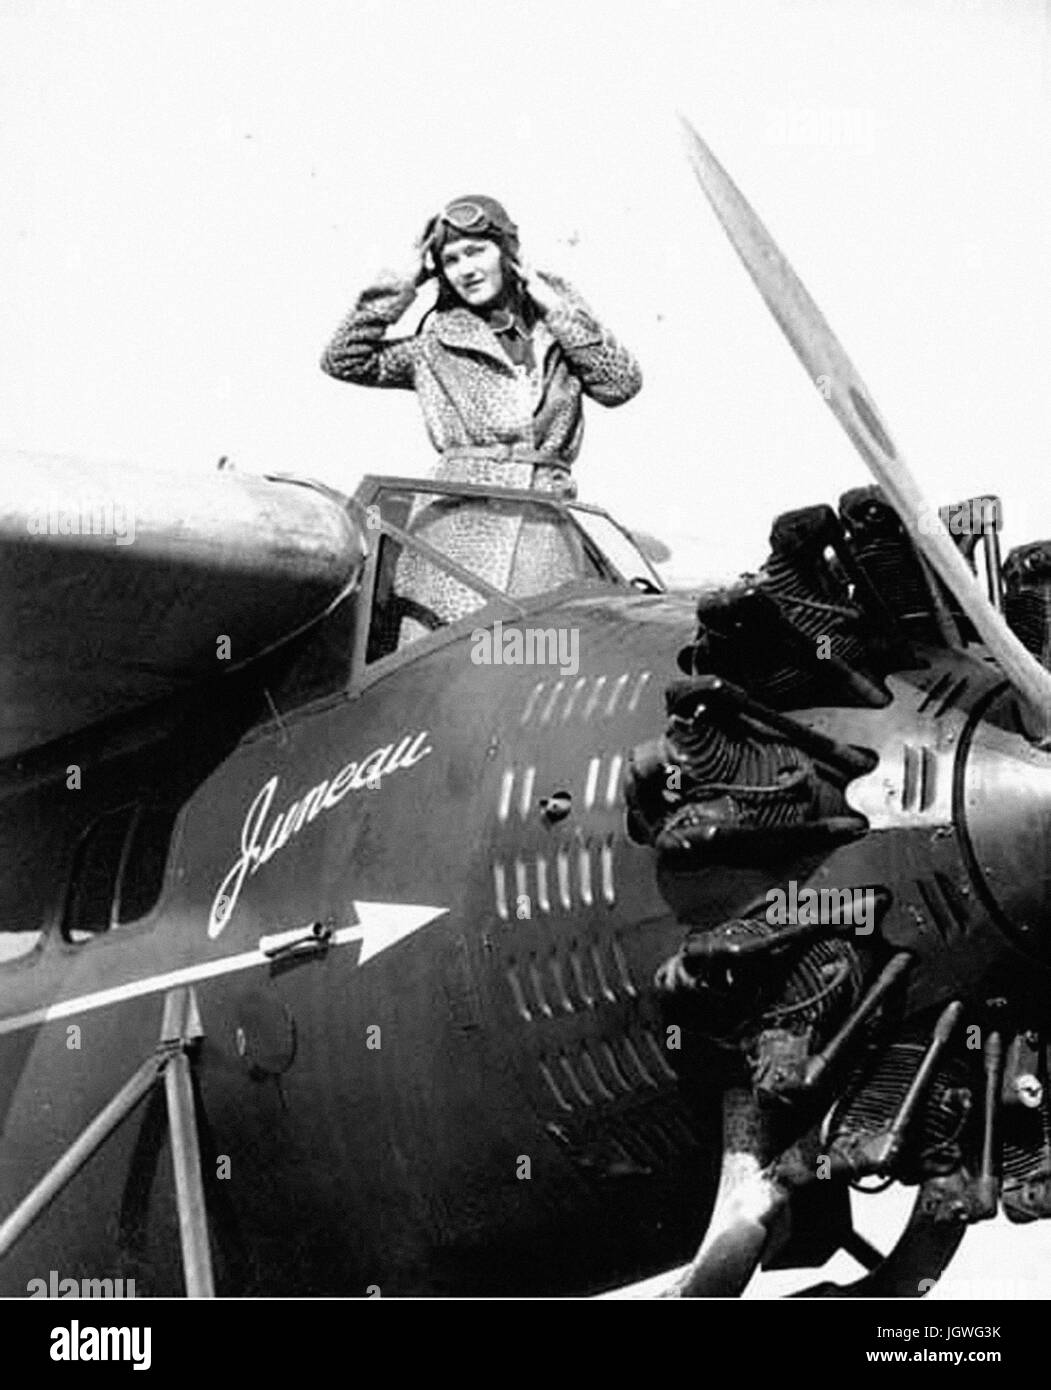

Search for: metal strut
xmin=0 ymin=986 xmax=215 ymax=1297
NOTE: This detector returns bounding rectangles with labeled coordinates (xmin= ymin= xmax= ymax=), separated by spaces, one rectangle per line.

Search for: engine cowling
xmin=626 ymin=489 xmax=1051 ymax=1294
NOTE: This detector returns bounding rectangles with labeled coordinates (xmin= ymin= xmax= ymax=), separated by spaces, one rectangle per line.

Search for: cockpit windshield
xmin=566 ymin=504 xmax=664 ymax=591
xmin=354 ymin=477 xmax=663 ymax=662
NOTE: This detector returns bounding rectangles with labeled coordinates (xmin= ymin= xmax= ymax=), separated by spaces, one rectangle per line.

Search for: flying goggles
xmin=440 ymin=200 xmax=498 ymax=233
xmin=421 ymin=199 xmax=518 ymax=273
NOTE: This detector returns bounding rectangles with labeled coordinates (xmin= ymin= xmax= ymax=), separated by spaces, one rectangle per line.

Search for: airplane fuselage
xmin=0 ymin=587 xmax=734 ymax=1296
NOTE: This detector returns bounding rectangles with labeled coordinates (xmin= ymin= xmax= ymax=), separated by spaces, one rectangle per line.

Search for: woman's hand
xmin=411 ymin=246 xmax=437 ymax=288
xmin=387 ymin=242 xmax=433 ymax=291
xmin=514 ymin=259 xmax=563 ymax=315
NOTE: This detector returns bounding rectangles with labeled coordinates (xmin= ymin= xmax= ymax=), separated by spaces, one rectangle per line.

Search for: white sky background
xmin=2 ymin=0 xmax=1050 ymax=582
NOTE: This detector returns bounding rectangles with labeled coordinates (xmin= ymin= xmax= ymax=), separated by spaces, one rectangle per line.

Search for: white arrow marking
xmin=0 ymin=902 xmax=446 ymax=1038
xmin=258 ymin=902 xmax=446 ymax=964
xmin=346 ymin=900 xmax=447 ymax=964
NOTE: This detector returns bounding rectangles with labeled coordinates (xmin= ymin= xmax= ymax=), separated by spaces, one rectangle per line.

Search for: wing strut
xmin=0 ymin=986 xmax=215 ymax=1297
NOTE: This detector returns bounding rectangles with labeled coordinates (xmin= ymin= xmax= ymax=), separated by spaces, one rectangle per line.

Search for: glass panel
xmin=374 ymin=486 xmax=603 ymax=596
xmin=116 ymin=806 xmax=178 ymax=925
xmin=371 ymin=488 xmax=418 ymax=531
xmin=367 ymin=531 xmax=491 ymax=661
xmin=62 ymin=802 xmax=178 ymax=937
xmin=568 ymin=509 xmax=662 ymax=589
xmin=63 ymin=806 xmax=136 ymax=940
xmin=365 ymin=485 xmax=654 ymax=662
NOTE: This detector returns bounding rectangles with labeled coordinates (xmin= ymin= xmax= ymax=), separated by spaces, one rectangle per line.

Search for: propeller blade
xmin=678 ymin=115 xmax=1051 ymax=741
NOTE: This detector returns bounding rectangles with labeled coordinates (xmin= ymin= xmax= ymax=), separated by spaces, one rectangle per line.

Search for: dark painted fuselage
xmin=0 ymin=582 xmax=730 ymax=1296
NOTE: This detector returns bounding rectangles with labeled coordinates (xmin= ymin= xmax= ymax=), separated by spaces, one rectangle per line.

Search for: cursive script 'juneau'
xmin=208 ymin=730 xmax=432 ymax=937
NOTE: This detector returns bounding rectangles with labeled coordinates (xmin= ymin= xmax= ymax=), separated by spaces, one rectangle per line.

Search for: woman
xmin=321 ymin=196 xmax=642 ymax=630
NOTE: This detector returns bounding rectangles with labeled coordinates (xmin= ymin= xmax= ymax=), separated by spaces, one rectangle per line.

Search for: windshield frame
xmin=352 ymin=474 xmax=665 ymax=592
xmin=564 ymin=498 xmax=665 ymax=591
xmin=346 ymin=474 xmax=667 ymax=688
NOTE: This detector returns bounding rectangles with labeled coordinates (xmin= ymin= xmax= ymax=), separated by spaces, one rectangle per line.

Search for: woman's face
xmin=439 ymin=237 xmax=505 ymax=308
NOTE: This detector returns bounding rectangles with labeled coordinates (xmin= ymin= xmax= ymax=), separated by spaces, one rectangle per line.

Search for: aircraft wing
xmin=0 ymin=455 xmax=363 ymax=761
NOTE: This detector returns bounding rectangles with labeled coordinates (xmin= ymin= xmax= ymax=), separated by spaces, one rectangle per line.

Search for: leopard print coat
xmin=321 ymin=272 xmax=642 ymax=636
xmin=320 ymin=269 xmax=642 ymax=465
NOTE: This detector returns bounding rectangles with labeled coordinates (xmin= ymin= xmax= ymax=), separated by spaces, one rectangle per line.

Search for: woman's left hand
xmin=515 ymin=259 xmax=562 ymax=315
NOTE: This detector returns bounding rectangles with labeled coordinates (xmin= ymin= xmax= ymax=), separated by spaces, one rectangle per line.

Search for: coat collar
xmin=431 ymin=307 xmax=516 ymax=370
xmin=430 ymin=307 xmax=559 ymax=378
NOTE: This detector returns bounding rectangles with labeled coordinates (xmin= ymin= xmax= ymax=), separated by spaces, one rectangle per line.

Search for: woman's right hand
xmin=409 ymin=251 xmax=435 ymax=288
xmin=388 ymin=261 xmax=423 ymax=291
xmin=410 ymin=222 xmax=443 ymax=287
xmin=383 ymin=244 xmax=431 ymax=291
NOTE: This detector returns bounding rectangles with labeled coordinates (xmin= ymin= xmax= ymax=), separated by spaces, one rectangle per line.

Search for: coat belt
xmin=439 ymin=445 xmax=570 ymax=473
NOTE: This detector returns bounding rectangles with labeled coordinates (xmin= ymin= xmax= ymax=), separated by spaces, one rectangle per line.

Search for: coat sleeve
xmin=537 ymin=273 xmax=643 ymax=407
xmin=320 ymin=274 xmax=420 ymax=389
